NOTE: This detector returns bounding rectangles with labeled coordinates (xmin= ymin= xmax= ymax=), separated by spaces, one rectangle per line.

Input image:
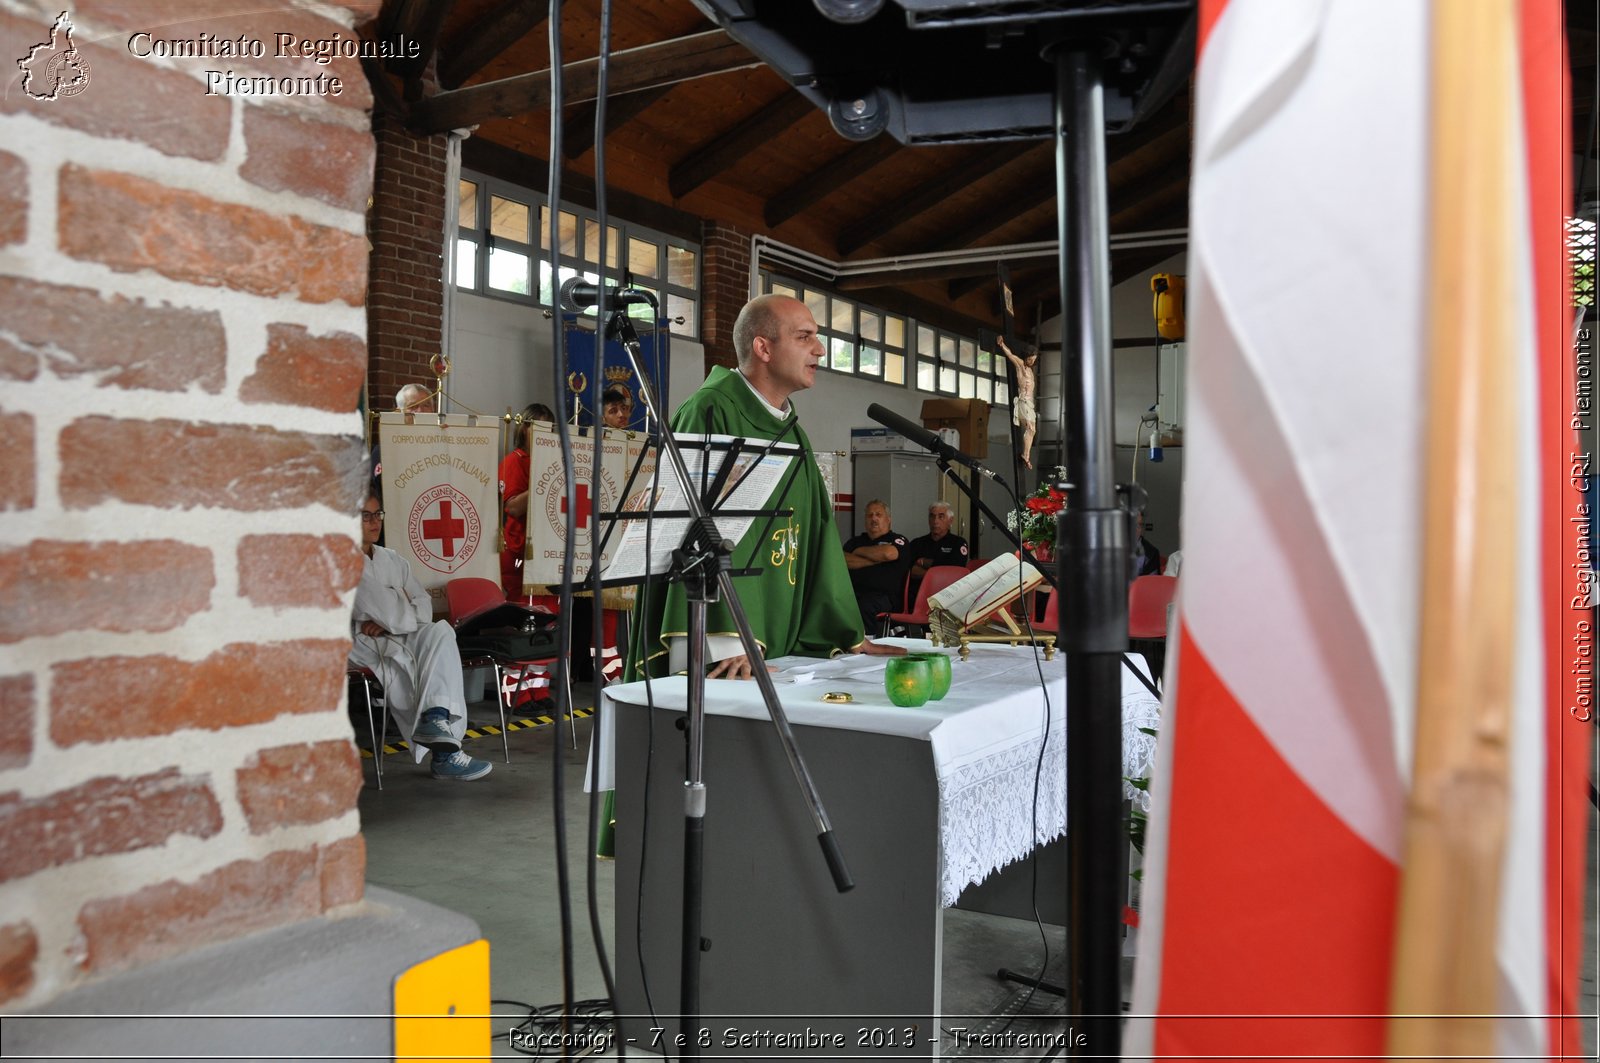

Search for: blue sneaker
xmin=431 ymin=749 xmax=492 ymax=781
xmin=411 ymin=709 xmax=457 ymax=752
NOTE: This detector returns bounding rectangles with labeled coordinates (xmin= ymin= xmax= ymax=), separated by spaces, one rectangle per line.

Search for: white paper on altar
xmin=377 ymin=412 xmax=501 ymax=598
xmin=524 ymin=424 xmax=634 ymax=587
xmin=598 ymin=433 xmax=800 ymax=582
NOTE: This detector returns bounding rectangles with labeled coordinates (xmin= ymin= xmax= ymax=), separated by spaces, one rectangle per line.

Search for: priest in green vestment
xmin=629 ymin=293 xmax=895 ymax=679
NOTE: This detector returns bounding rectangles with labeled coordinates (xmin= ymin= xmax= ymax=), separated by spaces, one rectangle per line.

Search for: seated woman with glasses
xmin=349 ymin=492 xmax=492 ymax=781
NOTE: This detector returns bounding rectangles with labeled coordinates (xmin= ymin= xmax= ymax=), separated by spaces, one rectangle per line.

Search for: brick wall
xmin=701 ymin=221 xmax=751 ymax=374
xmin=367 ymin=110 xmax=449 ymax=410
xmin=0 ymin=0 xmax=375 ymax=1008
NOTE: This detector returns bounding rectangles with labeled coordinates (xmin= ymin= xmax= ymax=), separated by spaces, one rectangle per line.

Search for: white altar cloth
xmin=599 ymin=641 xmax=1161 ymax=906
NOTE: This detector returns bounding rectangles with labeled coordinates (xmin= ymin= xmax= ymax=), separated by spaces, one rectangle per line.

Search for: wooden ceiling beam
xmin=763 ymin=137 xmax=901 ymax=228
xmin=562 ymin=86 xmax=673 ymax=159
xmin=834 ymin=142 xmax=1035 ymax=258
xmin=411 ymin=29 xmax=757 ymax=133
xmin=380 ymin=0 xmax=452 ymax=81
xmin=438 ymin=0 xmax=547 ymax=90
xmin=834 ymin=259 xmax=1001 ymax=291
xmin=669 ymin=91 xmax=817 ymax=199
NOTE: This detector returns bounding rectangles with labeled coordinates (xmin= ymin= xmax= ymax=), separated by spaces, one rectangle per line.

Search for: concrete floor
xmin=356 ymin=684 xmax=1598 ymax=1060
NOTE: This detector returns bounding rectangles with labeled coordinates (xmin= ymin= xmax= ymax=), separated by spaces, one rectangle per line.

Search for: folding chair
xmin=880 ymin=565 xmax=967 ymax=637
xmin=1128 ymin=574 xmax=1178 ymax=681
xmin=346 ymin=666 xmax=386 ymax=790
xmin=446 ymin=577 xmax=561 ymax=761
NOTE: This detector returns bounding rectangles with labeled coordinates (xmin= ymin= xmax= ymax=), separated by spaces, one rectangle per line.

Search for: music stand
xmin=586 ymin=304 xmax=855 ymax=1058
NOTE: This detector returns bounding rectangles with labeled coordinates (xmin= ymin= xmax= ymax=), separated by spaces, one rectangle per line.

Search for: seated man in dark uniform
xmin=905 ymin=500 xmax=969 ymax=597
xmin=842 ymin=499 xmax=911 ymax=634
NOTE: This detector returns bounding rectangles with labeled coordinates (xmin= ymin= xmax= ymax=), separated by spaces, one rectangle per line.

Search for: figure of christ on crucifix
xmin=997 ymin=338 xmax=1040 ymax=469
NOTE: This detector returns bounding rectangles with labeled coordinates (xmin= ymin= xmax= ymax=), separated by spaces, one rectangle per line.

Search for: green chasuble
xmin=629 ymin=366 xmax=864 ymax=677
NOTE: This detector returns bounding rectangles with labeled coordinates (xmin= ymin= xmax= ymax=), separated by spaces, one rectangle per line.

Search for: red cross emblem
xmin=560 ymin=483 xmax=592 ymax=529
xmin=408 ymin=484 xmax=483 ymax=574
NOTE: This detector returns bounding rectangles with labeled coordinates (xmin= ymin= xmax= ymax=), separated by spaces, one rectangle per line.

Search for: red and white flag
xmin=1128 ymin=0 xmax=1587 ymax=1059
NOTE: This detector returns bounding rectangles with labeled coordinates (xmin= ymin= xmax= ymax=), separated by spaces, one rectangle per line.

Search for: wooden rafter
xmin=411 ymin=30 xmax=757 ymax=133
xmin=669 ymin=91 xmax=817 ymax=199
xmin=834 ymin=142 xmax=1036 ymax=257
xmin=763 ymin=137 xmax=901 ymax=229
xmin=563 ymin=86 xmax=673 ymax=158
xmin=438 ymin=0 xmax=548 ymax=90
xmin=380 ymin=0 xmax=452 ymax=80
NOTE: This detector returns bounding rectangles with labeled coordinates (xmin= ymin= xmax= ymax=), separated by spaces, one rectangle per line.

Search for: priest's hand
xmin=852 ymin=638 xmax=906 ymax=657
xmin=706 ymin=654 xmax=778 ymax=679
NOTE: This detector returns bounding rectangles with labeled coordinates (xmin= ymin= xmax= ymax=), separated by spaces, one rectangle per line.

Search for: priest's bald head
xmin=732 ymin=294 xmax=824 ymax=410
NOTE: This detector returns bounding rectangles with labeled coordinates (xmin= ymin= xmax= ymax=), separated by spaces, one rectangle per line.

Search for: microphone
xmin=866 ymin=404 xmax=1004 ymax=483
xmin=558 ymin=277 xmax=657 ymax=311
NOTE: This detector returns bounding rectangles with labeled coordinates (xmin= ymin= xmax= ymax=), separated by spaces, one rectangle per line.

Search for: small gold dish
xmin=821 ymin=691 xmax=854 ymax=704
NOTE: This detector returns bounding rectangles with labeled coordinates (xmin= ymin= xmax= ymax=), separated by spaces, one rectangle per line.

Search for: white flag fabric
xmin=1128 ymin=1 xmax=1587 ymax=1059
xmin=378 ymin=413 xmax=501 ymax=598
xmin=523 ymin=424 xmax=630 ymax=588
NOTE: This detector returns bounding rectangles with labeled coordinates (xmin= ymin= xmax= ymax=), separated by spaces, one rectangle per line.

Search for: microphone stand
xmin=597 ymin=302 xmax=854 ymax=1057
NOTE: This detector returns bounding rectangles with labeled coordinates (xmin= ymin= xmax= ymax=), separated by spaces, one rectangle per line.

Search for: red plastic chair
xmin=1128 ymin=574 xmax=1178 ymax=639
xmin=1034 ymin=589 xmax=1062 ymax=634
xmin=444 ymin=577 xmax=559 ymax=763
xmin=880 ymin=565 xmax=967 ymax=636
xmin=446 ymin=576 xmax=506 ymax=625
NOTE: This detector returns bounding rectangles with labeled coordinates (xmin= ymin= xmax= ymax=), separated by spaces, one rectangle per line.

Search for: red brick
xmin=317 ymin=834 xmax=365 ymax=909
xmin=0 ymin=540 xmax=213 ymax=645
xmin=240 ymin=323 xmax=366 ymax=412
xmin=59 ymin=167 xmax=367 ymax=306
xmin=0 ymin=12 xmax=229 ymax=161
xmin=0 ymin=413 xmax=33 ymax=510
xmin=0 ymin=337 xmax=38 ymax=381
xmin=242 ymin=107 xmax=374 ymax=213
xmin=236 ymin=740 xmax=361 ymax=833
xmin=236 ymin=533 xmax=362 ymax=609
xmin=59 ymin=417 xmax=365 ymax=512
xmin=76 ymin=848 xmax=320 ymax=974
xmin=74 ymin=2 xmax=373 ymax=112
xmin=51 ymin=640 xmax=350 ymax=746
xmin=0 ymin=277 xmax=225 ymax=392
xmin=0 ymin=150 xmax=23 ymax=245
xmin=0 ymin=922 xmax=38 ymax=1005
xmin=0 ymin=675 xmax=31 ymax=771
xmin=0 ymin=770 xmax=222 ymax=886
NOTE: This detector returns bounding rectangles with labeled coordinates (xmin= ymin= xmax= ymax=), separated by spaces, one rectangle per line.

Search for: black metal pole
xmin=1053 ymin=43 xmax=1128 ymax=1057
xmin=681 ymin=595 xmax=708 ymax=1056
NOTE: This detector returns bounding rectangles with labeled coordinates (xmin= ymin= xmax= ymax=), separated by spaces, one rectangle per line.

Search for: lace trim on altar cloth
xmin=936 ymin=685 xmax=1162 ymax=908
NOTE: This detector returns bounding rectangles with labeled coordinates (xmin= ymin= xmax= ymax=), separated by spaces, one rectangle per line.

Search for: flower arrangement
xmin=1006 ymin=469 xmax=1068 ymax=552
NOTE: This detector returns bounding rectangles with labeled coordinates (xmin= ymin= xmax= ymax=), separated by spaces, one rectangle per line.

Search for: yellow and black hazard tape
xmin=357 ymin=705 xmax=595 ymax=758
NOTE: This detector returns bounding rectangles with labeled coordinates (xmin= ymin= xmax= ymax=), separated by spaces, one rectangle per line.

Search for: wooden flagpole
xmin=1386 ymin=0 xmax=1524 ymax=1057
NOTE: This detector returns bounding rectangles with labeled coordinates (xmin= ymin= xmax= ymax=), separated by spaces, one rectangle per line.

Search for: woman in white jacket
xmin=350 ymin=492 xmax=491 ymax=781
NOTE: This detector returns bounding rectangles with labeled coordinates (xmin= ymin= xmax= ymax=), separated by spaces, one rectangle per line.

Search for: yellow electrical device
xmin=393 ymin=938 xmax=491 ymax=1061
xmin=1151 ymin=273 xmax=1186 ymax=341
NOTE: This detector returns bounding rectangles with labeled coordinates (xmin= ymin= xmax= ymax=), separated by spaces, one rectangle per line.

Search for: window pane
xmin=667 ymin=245 xmax=697 ymax=289
xmin=994 ymin=379 xmax=1009 ymax=405
xmin=975 ymin=375 xmax=992 ymax=402
xmin=858 ymin=345 xmax=882 ymax=376
xmin=458 ymin=181 xmax=478 ymax=231
xmin=830 ymin=297 xmax=854 ymax=334
xmin=829 ymin=337 xmax=853 ymax=372
xmin=886 ymin=316 xmax=905 ymax=349
xmin=958 ymin=371 xmax=975 ymax=398
xmin=938 ymin=334 xmax=957 ymax=364
xmin=583 ymin=222 xmax=621 ymax=268
xmin=491 ymin=196 xmax=528 ymax=242
xmin=860 ymin=311 xmax=881 ymax=343
xmin=917 ymin=325 xmax=935 ymax=356
xmin=668 ymin=293 xmax=697 ymax=337
xmin=958 ymin=339 xmax=976 ymax=368
xmin=804 ymin=289 xmax=827 ymax=325
xmin=489 ymin=247 xmax=530 ymax=294
xmin=771 ymin=281 xmax=798 ymax=299
xmin=916 ymin=359 xmax=935 ymax=391
xmin=629 ymin=237 xmax=658 ymax=279
xmin=976 ymin=349 xmax=993 ymax=374
xmin=885 ymin=352 xmax=905 ymax=385
xmin=939 ymin=362 xmax=958 ymax=394
xmin=626 ymin=286 xmax=660 ymax=321
xmin=455 ymin=238 xmax=477 ymax=288
xmin=537 ymin=207 xmax=578 ymax=254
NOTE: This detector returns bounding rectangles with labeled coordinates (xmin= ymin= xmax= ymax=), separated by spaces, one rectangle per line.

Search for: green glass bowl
xmin=884 ymin=656 xmax=933 ymax=707
xmin=910 ymin=652 xmax=952 ymax=700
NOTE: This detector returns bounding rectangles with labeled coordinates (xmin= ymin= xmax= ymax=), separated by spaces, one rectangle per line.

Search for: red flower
xmin=1025 ymin=496 xmax=1055 ymax=514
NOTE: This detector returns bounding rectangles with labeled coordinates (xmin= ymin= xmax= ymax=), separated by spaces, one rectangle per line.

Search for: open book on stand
xmin=926 ymin=555 xmax=1046 ymax=646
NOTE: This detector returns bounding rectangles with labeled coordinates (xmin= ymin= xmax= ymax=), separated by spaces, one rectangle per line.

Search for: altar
xmin=601 ymin=643 xmax=1159 ymax=1057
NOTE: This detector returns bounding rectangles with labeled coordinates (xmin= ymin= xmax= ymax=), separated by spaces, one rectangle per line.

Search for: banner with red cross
xmin=377 ymin=413 xmax=501 ymax=600
xmin=523 ymin=423 xmax=638 ymax=589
